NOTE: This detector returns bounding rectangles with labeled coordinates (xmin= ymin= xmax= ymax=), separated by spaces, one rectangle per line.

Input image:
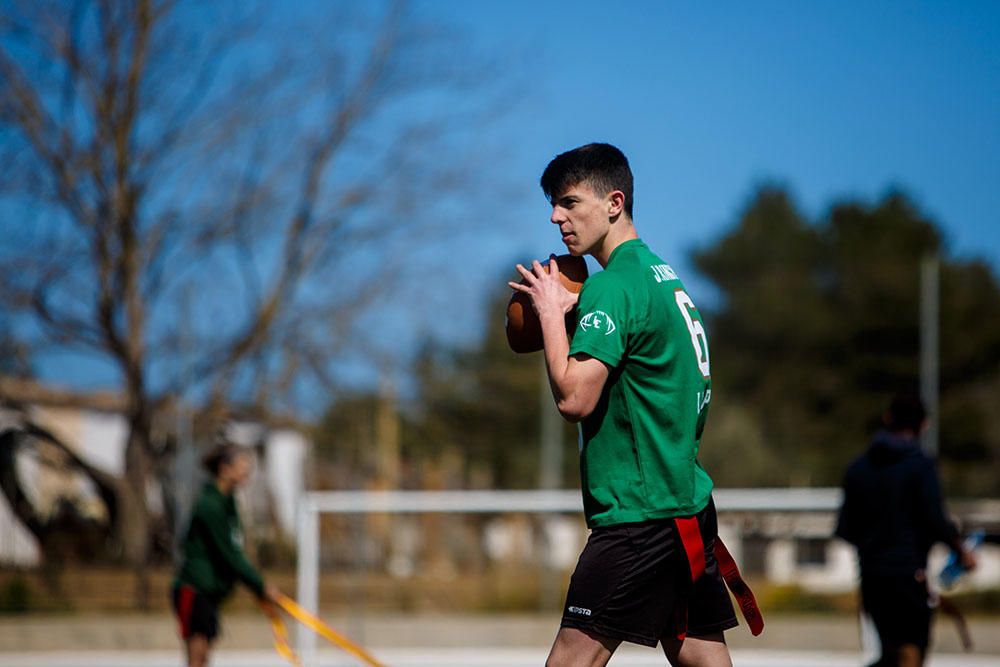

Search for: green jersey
xmin=569 ymin=239 xmax=714 ymax=527
xmin=174 ymin=482 xmax=265 ymax=603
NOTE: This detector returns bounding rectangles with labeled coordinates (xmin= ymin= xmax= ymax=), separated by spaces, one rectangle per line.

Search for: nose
xmin=550 ymin=206 xmax=567 ymax=225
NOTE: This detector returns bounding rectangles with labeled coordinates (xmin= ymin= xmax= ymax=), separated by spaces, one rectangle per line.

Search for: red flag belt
xmin=714 ymin=537 xmax=765 ymax=636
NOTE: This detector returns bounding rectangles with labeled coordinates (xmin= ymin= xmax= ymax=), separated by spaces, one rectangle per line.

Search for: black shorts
xmin=561 ymin=497 xmax=738 ymax=647
xmin=861 ymin=573 xmax=932 ymax=649
xmin=172 ymin=584 xmax=220 ymax=641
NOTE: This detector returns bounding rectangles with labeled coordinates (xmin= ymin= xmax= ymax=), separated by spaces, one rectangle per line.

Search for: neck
xmin=592 ymin=217 xmax=638 ymax=267
xmin=215 ymin=478 xmax=234 ymax=495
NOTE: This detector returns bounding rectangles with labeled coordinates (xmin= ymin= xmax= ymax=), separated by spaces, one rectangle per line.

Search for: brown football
xmin=506 ymin=254 xmax=589 ymax=353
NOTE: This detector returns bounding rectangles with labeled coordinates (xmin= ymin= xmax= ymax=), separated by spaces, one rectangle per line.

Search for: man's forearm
xmin=540 ymin=310 xmax=571 ymax=405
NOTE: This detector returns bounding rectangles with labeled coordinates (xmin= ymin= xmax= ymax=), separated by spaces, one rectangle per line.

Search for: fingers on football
xmin=515 ymin=263 xmax=536 ymax=284
xmin=508 ymin=281 xmax=530 ymax=292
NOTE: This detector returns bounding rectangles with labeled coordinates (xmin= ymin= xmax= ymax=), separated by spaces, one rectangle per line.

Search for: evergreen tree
xmin=695 ymin=188 xmax=1000 ymax=494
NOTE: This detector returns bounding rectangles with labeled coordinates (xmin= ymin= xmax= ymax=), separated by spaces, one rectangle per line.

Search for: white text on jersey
xmin=650 ymin=264 xmax=678 ymax=283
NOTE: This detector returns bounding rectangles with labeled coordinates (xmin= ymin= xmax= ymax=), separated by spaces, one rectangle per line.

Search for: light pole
xmin=920 ymin=254 xmax=939 ymax=457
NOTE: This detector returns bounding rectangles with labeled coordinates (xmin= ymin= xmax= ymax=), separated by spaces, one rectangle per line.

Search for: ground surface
xmin=3 ymin=648 xmax=1000 ymax=667
xmin=1 ymin=612 xmax=999 ymax=665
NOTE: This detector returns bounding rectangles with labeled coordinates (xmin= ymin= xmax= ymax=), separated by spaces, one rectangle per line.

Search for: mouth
xmin=561 ymin=230 xmax=575 ymax=244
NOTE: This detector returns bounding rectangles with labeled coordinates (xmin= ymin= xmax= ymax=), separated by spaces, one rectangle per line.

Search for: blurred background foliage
xmin=312 ymin=185 xmax=1000 ymax=498
xmin=1 ymin=0 xmax=997 ymax=623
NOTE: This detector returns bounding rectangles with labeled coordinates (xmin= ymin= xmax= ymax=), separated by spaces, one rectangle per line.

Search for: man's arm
xmin=917 ymin=457 xmax=977 ymax=569
xmin=540 ymin=318 xmax=609 ymax=421
xmin=511 ymin=257 xmax=610 ymax=422
xmin=834 ymin=473 xmax=858 ymax=546
xmin=199 ymin=503 xmax=266 ymax=597
xmin=918 ymin=457 xmax=961 ymax=548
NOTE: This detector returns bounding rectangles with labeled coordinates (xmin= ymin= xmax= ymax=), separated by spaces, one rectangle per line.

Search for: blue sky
xmin=18 ymin=0 xmax=1000 ymax=398
xmin=421 ymin=0 xmax=1000 ymax=309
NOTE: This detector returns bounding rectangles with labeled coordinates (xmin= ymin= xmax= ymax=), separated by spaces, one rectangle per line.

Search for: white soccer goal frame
xmin=294 ymin=488 xmax=841 ymax=665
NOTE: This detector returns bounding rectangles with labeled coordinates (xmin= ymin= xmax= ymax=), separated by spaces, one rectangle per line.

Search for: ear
xmin=607 ymin=190 xmax=625 ymax=217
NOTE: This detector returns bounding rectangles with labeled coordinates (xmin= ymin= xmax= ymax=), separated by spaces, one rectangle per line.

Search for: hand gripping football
xmin=505 ymin=254 xmax=589 ymax=353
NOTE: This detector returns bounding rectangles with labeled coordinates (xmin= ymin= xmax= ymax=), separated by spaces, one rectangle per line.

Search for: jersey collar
xmin=605 ymin=238 xmax=646 ymax=267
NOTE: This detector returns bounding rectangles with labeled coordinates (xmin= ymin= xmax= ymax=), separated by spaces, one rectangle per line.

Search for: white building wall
xmin=0 ymin=408 xmax=39 ymax=565
xmin=77 ymin=410 xmax=128 ymax=475
xmin=717 ymin=523 xmax=742 ymax=565
xmin=766 ymin=538 xmax=796 ymax=584
xmin=824 ymin=540 xmax=859 ymax=590
xmin=968 ymin=545 xmax=1000 ymax=589
xmin=794 ymin=541 xmax=858 ymax=592
xmin=264 ymin=428 xmax=309 ymax=538
xmin=0 ymin=491 xmax=40 ymax=566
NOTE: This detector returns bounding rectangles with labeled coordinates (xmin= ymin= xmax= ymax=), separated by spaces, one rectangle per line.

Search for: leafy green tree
xmin=313 ymin=277 xmax=580 ymax=491
xmin=694 ymin=187 xmax=1000 ymax=495
xmin=407 ymin=282 xmax=578 ymax=489
xmin=312 ymin=393 xmax=385 ymax=486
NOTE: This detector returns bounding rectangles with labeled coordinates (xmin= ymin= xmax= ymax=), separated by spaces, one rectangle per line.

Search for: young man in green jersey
xmin=510 ymin=143 xmax=735 ymax=667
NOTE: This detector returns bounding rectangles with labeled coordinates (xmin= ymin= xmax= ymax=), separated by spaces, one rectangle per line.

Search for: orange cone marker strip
xmin=262 ymin=594 xmax=387 ymax=667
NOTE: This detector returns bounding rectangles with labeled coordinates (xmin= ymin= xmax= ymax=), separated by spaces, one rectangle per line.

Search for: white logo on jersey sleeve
xmin=579 ymin=310 xmax=617 ymax=336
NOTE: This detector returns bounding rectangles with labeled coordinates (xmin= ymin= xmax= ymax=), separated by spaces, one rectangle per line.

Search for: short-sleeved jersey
xmin=569 ymin=239 xmax=714 ymax=527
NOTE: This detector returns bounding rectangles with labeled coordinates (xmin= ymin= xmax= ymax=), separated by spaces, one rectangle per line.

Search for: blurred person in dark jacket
xmin=172 ymin=443 xmax=281 ymax=667
xmin=836 ymin=393 xmax=976 ymax=667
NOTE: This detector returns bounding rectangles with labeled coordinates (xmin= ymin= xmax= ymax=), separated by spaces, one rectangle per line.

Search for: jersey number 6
xmin=674 ymin=289 xmax=711 ymax=379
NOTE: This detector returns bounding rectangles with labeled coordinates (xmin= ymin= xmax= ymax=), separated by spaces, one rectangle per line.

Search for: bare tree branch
xmin=0 ymin=0 xmax=513 ymax=606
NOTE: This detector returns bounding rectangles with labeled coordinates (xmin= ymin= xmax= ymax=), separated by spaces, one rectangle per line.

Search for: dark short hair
xmin=885 ymin=392 xmax=927 ymax=433
xmin=201 ymin=442 xmax=246 ymax=476
xmin=540 ymin=143 xmax=634 ymax=218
